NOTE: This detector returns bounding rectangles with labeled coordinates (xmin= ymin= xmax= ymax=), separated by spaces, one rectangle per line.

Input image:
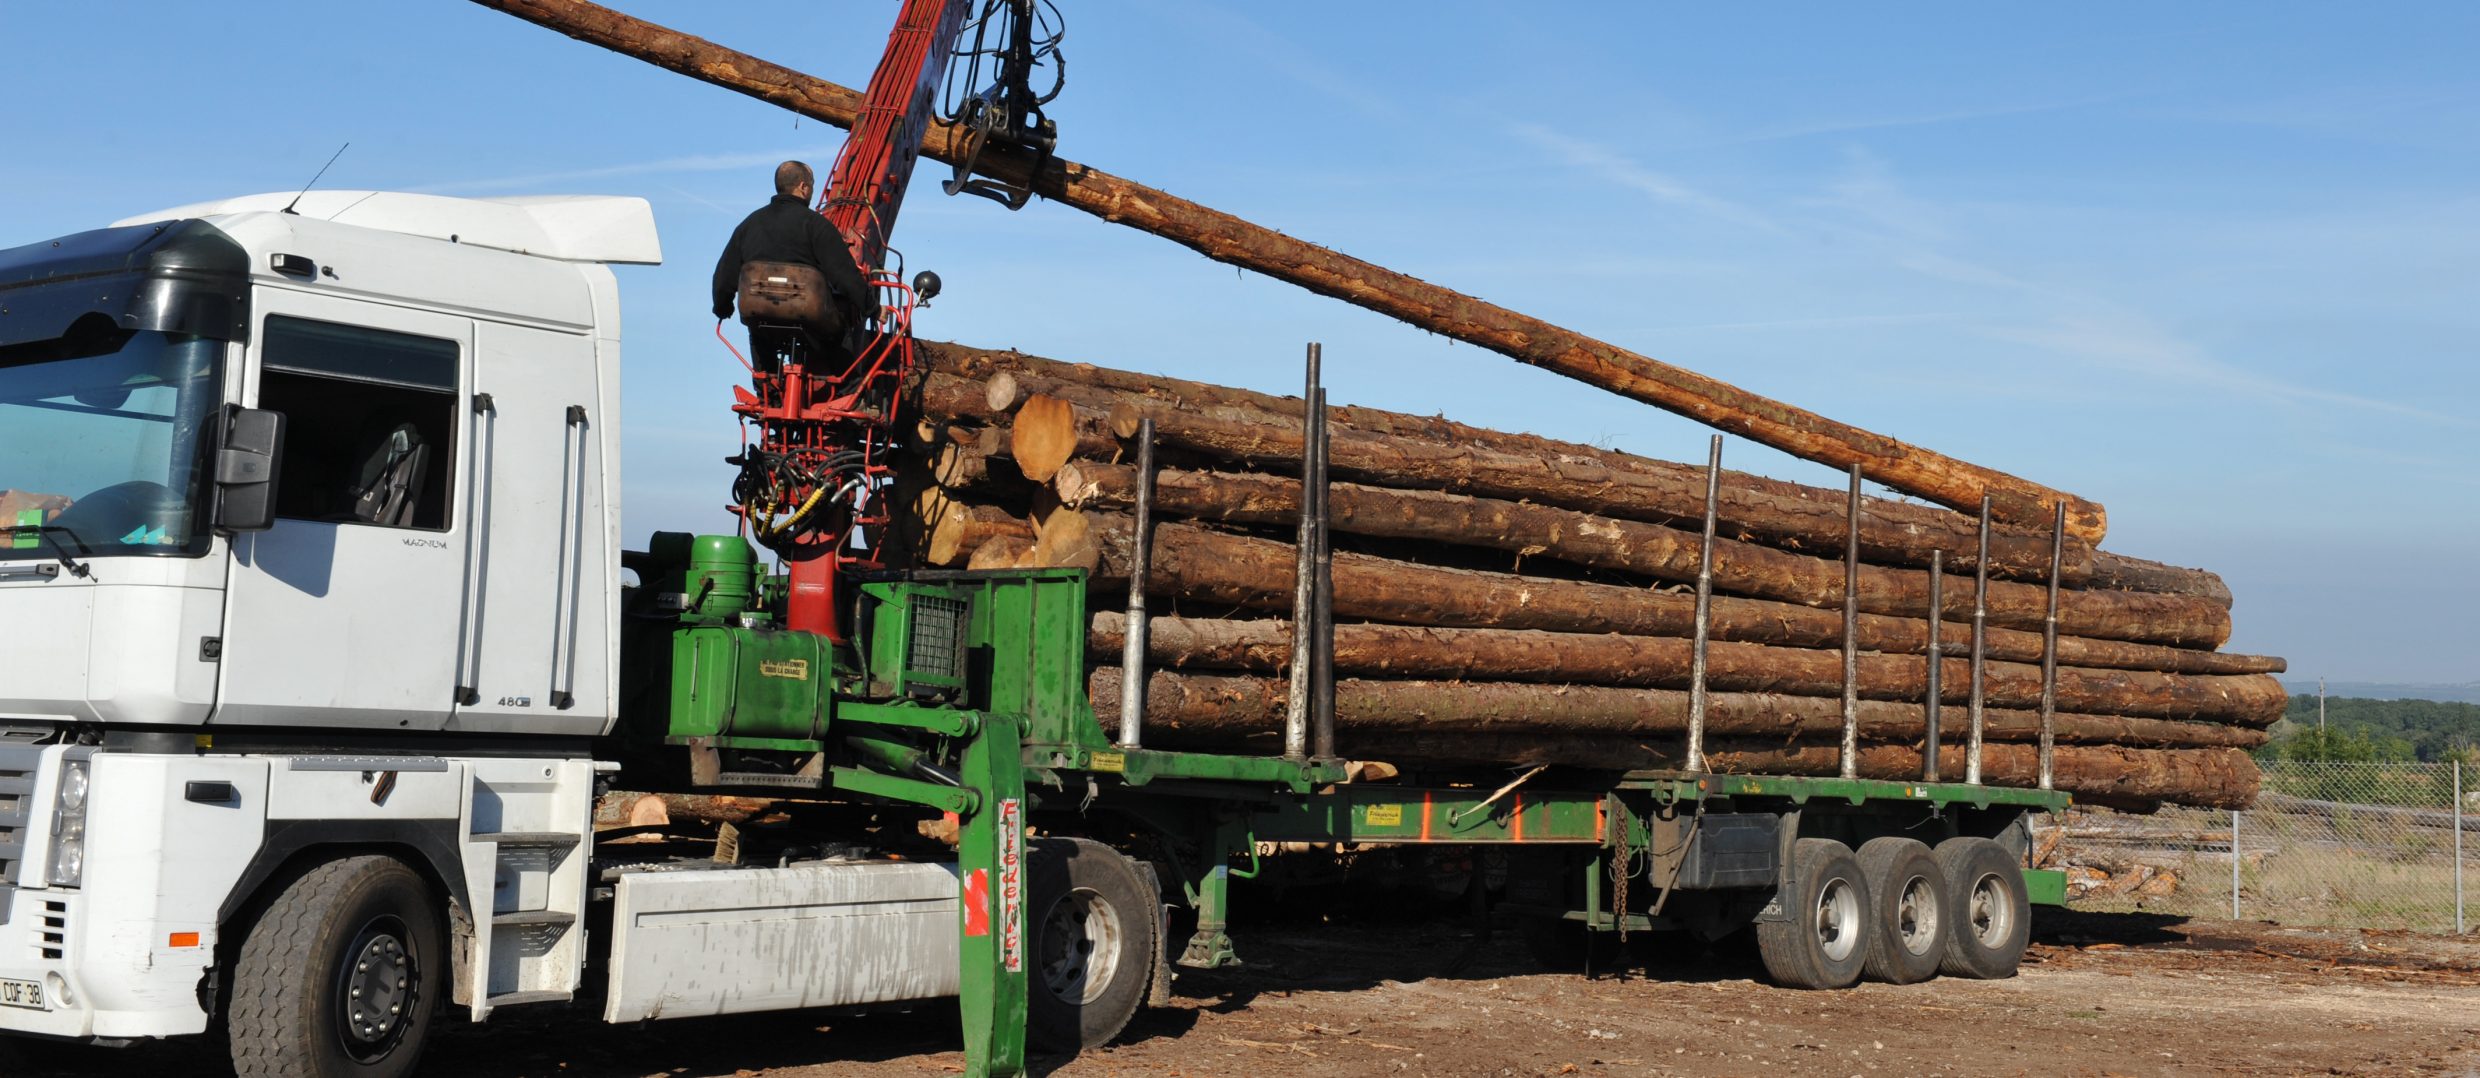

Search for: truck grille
xmin=0 ymin=754 xmax=30 ymax=902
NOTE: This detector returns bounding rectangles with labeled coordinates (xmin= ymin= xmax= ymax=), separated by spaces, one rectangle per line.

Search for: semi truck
xmin=0 ymin=191 xmax=2066 ymax=1078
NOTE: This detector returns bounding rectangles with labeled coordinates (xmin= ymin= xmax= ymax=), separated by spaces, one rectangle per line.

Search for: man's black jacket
xmin=710 ymin=194 xmax=877 ymax=325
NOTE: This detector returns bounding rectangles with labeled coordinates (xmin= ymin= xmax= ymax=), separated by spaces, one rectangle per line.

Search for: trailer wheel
xmin=1855 ymin=837 xmax=1946 ymax=984
xmin=1026 ymin=838 xmax=1158 ymax=1053
xmin=1935 ymin=837 xmax=2030 ymax=979
xmin=227 ymin=855 xmax=441 ymax=1078
xmin=1756 ymin=838 xmax=1871 ymax=990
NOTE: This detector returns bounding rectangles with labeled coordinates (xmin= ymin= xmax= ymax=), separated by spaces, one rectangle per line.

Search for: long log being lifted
xmin=467 ymin=0 xmax=2109 ymax=542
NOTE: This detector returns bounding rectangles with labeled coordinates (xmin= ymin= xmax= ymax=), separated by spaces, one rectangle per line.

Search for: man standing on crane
xmin=711 ymin=161 xmax=878 ymax=352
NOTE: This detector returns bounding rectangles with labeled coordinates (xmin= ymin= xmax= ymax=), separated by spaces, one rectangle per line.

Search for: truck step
xmin=483 ymin=990 xmax=572 ymax=1009
xmin=474 ymin=831 xmax=582 ymax=850
xmin=491 ymin=910 xmax=577 ymax=928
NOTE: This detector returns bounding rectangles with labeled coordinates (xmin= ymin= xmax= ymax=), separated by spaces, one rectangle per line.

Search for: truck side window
xmin=258 ymin=316 xmax=459 ymax=530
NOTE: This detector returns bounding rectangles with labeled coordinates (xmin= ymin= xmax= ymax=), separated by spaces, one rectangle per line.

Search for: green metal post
xmin=955 ymin=713 xmax=1030 ymax=1078
xmin=1177 ymin=820 xmax=1244 ymax=969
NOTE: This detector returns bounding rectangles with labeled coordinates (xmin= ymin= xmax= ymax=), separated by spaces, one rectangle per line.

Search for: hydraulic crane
xmin=722 ymin=0 xmax=1058 ymax=639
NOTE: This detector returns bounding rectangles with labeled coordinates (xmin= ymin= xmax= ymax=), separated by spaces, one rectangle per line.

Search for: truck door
xmin=213 ymin=296 xmax=472 ymax=731
xmin=447 ymin=321 xmax=609 ymax=735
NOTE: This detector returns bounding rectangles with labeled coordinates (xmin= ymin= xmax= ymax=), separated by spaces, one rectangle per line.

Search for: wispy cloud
xmin=1731 ymin=93 xmax=2133 ymax=146
xmin=1504 ymin=123 xmax=1783 ymax=234
xmin=413 ymin=148 xmax=845 ymax=195
xmin=1985 ymin=312 xmax=2461 ymax=424
xmin=1148 ymin=4 xmax=1400 ymax=121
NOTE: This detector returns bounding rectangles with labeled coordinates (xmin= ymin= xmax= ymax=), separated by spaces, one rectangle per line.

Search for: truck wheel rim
xmin=336 ymin=916 xmax=418 ymax=1060
xmin=1896 ymin=873 xmax=1940 ymax=956
xmin=1038 ymin=886 xmax=1124 ymax=1005
xmin=1968 ymin=871 xmax=2015 ymax=948
xmin=1814 ymin=877 xmax=1860 ymax=963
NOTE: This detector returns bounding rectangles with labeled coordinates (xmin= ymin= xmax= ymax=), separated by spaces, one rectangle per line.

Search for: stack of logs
xmin=894 ymin=341 xmax=2283 ymax=809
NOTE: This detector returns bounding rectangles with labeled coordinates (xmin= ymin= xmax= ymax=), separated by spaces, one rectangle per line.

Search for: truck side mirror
xmin=212 ymin=407 xmax=285 ymax=534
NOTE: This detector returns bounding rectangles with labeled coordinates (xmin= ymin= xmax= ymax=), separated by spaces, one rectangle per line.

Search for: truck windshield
xmin=0 ymin=324 xmax=223 ymax=561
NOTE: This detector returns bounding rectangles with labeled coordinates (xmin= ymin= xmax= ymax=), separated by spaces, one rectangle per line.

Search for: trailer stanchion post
xmin=1310 ymin=384 xmax=1336 ymax=761
xmin=1967 ymin=495 xmax=1991 ymax=786
xmin=2230 ymin=808 xmax=2242 ymax=920
xmin=1687 ymin=435 xmax=1722 ymax=772
xmin=1924 ymin=549 xmax=1943 ymax=782
xmin=1284 ymin=345 xmax=1320 ymax=760
xmin=1840 ymin=464 xmax=1861 ymax=780
xmin=2038 ymin=501 xmax=2064 ymax=791
xmin=1116 ymin=418 xmax=1156 ymax=749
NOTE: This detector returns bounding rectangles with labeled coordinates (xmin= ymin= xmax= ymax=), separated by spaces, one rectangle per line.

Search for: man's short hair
xmin=775 ymin=161 xmax=814 ymax=196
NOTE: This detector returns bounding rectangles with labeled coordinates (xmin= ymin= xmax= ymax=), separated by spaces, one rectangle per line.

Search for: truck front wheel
xmin=1026 ymin=838 xmax=1158 ymax=1053
xmin=227 ymin=855 xmax=443 ymax=1078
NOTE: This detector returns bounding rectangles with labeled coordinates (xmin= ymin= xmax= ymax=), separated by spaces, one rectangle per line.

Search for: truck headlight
xmin=48 ymin=759 xmax=90 ymax=887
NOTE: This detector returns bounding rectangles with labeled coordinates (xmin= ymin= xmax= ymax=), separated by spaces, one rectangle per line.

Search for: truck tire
xmin=1026 ymin=838 xmax=1158 ymax=1053
xmin=1855 ymin=837 xmax=1946 ymax=984
xmin=1755 ymin=838 xmax=1870 ymax=990
xmin=1935 ymin=837 xmax=2031 ymax=979
xmin=227 ymin=855 xmax=442 ymax=1078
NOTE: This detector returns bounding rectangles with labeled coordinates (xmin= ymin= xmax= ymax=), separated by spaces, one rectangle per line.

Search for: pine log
xmin=2090 ymin=552 xmax=2234 ymax=607
xmin=1085 ymin=668 xmax=2266 ymax=751
xmin=1006 ymin=394 xmax=1120 ymax=483
xmin=913 ymin=371 xmax=1001 ymax=426
xmin=1061 ymin=464 xmax=2226 ymax=647
xmin=933 ymin=442 xmax=994 ymax=488
xmin=1097 ymin=396 xmax=2093 ymax=583
xmin=1087 ymin=614 xmax=2285 ymax=725
xmin=1025 ymin=506 xmax=1101 ymax=571
xmin=468 ymin=0 xmax=2110 ymax=537
xmin=1084 ymin=514 xmax=2284 ymax=677
xmin=967 ymin=534 xmax=1037 ymax=571
xmin=1267 ymin=733 xmax=2255 ymax=810
xmin=927 ymin=503 xmax=1034 ymax=567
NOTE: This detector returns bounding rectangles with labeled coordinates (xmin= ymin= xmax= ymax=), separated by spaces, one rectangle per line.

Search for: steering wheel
xmin=51 ymin=480 xmax=188 ymax=547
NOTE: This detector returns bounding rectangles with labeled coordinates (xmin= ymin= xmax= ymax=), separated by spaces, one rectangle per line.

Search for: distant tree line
xmin=2258 ymin=696 xmax=2480 ymax=764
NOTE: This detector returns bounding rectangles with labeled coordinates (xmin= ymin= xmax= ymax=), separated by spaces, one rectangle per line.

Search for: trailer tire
xmin=227 ymin=855 xmax=442 ymax=1078
xmin=1027 ymin=838 xmax=1158 ymax=1053
xmin=1756 ymin=838 xmax=1871 ymax=990
xmin=1855 ymin=837 xmax=1946 ymax=984
xmin=1935 ymin=837 xmax=2030 ymax=979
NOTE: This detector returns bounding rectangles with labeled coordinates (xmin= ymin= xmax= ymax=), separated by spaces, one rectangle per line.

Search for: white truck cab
xmin=0 ymin=192 xmax=644 ymax=1053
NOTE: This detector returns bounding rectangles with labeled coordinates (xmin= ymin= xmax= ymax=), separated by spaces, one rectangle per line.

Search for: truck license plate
xmin=0 ymin=978 xmax=44 ymax=1010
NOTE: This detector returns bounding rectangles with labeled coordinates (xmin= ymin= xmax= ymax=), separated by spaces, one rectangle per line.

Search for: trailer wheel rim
xmin=1038 ymin=886 xmax=1125 ymax=1005
xmin=335 ymin=915 xmax=419 ymax=1061
xmin=1814 ymin=876 xmax=1861 ymax=963
xmin=1895 ymin=873 xmax=1941 ymax=956
xmin=1967 ymin=870 xmax=2016 ymax=949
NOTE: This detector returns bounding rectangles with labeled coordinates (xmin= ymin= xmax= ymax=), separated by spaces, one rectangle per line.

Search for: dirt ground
xmin=13 ymin=909 xmax=2479 ymax=1077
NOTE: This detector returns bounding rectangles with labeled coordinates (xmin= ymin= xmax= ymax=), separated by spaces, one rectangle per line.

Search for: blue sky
xmin=4 ymin=2 xmax=2474 ymax=682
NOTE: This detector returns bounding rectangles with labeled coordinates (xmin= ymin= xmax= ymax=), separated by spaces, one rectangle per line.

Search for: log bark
xmin=1088 ymin=614 xmax=2286 ymax=725
xmin=1085 ymin=514 xmax=2285 ymax=677
xmin=1004 ymin=394 xmax=1119 ymax=483
xmin=2090 ymin=552 xmax=2233 ymax=607
xmin=1086 ymin=668 xmax=2266 ymax=751
xmin=1096 ymin=397 xmax=2094 ymax=583
xmin=927 ymin=503 xmax=1033 ymax=567
xmin=469 ymin=0 xmax=2109 ymax=541
xmin=912 ymin=371 xmax=1002 ymax=427
xmin=1062 ymin=463 xmax=2227 ymax=647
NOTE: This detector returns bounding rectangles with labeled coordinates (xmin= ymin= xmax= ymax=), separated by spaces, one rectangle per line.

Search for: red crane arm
xmin=820 ymin=0 xmax=969 ymax=272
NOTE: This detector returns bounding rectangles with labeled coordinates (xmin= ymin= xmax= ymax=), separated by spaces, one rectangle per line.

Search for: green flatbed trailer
xmin=617 ymin=540 xmax=2070 ymax=1077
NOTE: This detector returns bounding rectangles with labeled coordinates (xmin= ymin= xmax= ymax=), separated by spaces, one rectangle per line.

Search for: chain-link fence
xmin=2034 ymin=760 xmax=2471 ymax=934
